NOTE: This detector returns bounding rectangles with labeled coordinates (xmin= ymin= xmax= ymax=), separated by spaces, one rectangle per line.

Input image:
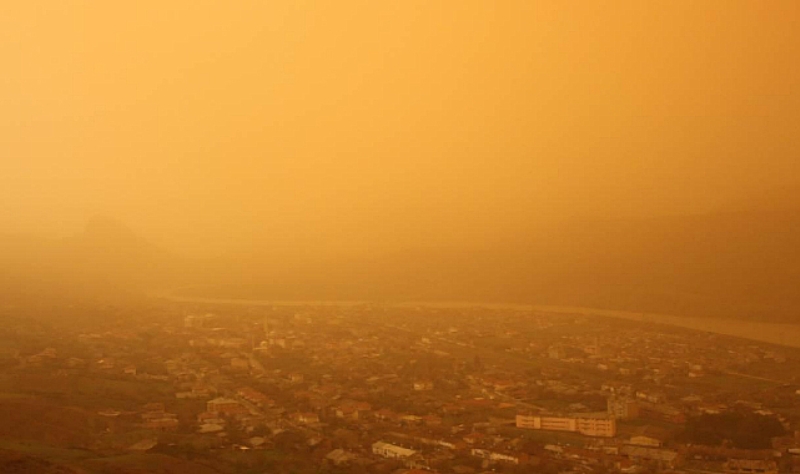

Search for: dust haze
xmin=3 ymin=1 xmax=799 ymax=255
xmin=3 ymin=1 xmax=800 ymax=318
xmin=4 ymin=1 xmax=800 ymax=323
xmin=4 ymin=4 xmax=800 ymax=474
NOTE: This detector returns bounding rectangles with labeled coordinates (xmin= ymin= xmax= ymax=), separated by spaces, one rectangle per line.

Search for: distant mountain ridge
xmin=186 ymin=208 xmax=800 ymax=322
xmin=0 ymin=216 xmax=184 ymax=301
xmin=3 ymin=207 xmax=800 ymax=322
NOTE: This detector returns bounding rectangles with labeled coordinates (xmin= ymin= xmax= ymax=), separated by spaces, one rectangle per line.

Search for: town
xmin=2 ymin=297 xmax=799 ymax=474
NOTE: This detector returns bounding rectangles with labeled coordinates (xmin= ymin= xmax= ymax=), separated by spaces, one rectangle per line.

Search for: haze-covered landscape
xmin=5 ymin=199 xmax=800 ymax=322
xmin=2 ymin=1 xmax=800 ymax=473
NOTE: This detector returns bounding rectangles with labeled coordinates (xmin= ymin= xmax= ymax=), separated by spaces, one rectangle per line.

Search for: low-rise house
xmin=724 ymin=459 xmax=778 ymax=474
xmin=620 ymin=445 xmax=679 ymax=469
xmin=627 ymin=435 xmax=662 ymax=447
xmin=335 ymin=401 xmax=371 ymax=420
xmin=193 ymin=383 xmax=214 ymax=397
xmin=237 ymin=387 xmax=273 ymax=406
xmin=401 ymin=414 xmax=423 ymax=425
xmin=140 ymin=409 xmax=179 ymax=431
xmin=248 ymin=436 xmax=268 ymax=449
xmin=423 ymin=414 xmax=443 ymax=427
xmin=197 ymin=410 xmax=224 ymax=423
xmin=463 ymin=432 xmax=486 ymax=446
xmin=207 ymin=397 xmax=249 ymax=416
xmin=295 ymin=412 xmax=320 ymax=424
xmin=127 ymin=439 xmax=158 ymax=451
xmin=142 ymin=402 xmax=165 ymax=413
xmin=325 ymin=448 xmax=358 ymax=466
xmin=470 ymin=448 xmax=525 ymax=465
xmin=608 ymin=397 xmax=639 ymax=419
xmin=375 ymin=408 xmax=400 ymax=422
xmin=288 ymin=372 xmax=304 ymax=383
xmin=336 ymin=405 xmax=360 ymax=420
xmin=198 ymin=423 xmax=224 ymax=434
xmin=372 ymin=441 xmax=417 ymax=459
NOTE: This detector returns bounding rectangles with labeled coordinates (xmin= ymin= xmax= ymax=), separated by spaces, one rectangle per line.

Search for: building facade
xmin=372 ymin=441 xmax=417 ymax=459
xmin=516 ymin=414 xmax=616 ymax=437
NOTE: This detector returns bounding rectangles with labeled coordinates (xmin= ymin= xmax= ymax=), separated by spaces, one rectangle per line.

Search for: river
xmin=156 ymin=292 xmax=800 ymax=349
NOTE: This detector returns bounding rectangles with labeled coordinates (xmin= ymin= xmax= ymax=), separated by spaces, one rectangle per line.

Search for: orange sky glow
xmin=2 ymin=1 xmax=798 ymax=257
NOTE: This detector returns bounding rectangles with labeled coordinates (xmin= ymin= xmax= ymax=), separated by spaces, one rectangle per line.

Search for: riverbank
xmin=156 ymin=290 xmax=800 ymax=349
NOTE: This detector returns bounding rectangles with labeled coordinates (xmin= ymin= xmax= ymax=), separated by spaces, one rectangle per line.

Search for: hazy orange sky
xmin=2 ymin=1 xmax=799 ymax=257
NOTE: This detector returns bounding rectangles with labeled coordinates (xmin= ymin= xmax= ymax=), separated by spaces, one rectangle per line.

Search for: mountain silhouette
xmin=191 ymin=207 xmax=800 ymax=322
xmin=3 ymin=204 xmax=800 ymax=322
xmin=0 ymin=216 xmax=183 ymax=301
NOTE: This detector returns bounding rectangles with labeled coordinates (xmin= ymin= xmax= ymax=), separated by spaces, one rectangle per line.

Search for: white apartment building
xmin=516 ymin=414 xmax=616 ymax=437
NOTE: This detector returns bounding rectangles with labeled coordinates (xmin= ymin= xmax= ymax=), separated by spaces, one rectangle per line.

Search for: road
xmin=723 ymin=371 xmax=784 ymax=384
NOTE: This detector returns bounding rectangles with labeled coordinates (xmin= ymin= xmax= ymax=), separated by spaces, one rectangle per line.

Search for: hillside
xmin=3 ymin=209 xmax=800 ymax=322
xmin=188 ymin=208 xmax=800 ymax=322
xmin=0 ymin=217 xmax=188 ymax=302
xmin=363 ymin=209 xmax=800 ymax=321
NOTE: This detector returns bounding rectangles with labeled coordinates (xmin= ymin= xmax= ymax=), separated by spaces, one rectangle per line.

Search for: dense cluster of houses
xmin=11 ymin=303 xmax=800 ymax=473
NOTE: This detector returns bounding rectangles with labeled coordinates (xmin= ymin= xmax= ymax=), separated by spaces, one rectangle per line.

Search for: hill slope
xmin=3 ymin=209 xmax=800 ymax=321
xmin=191 ymin=209 xmax=800 ymax=322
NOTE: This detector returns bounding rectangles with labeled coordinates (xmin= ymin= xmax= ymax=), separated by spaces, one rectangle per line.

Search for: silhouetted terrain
xmin=192 ymin=208 xmax=800 ymax=322
xmin=3 ymin=208 xmax=800 ymax=322
xmin=0 ymin=217 xmax=186 ymax=302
